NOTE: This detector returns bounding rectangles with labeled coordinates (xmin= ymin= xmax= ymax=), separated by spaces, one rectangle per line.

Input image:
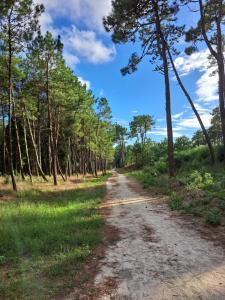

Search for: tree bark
xmin=46 ymin=54 xmax=57 ymax=185
xmin=26 ymin=113 xmax=48 ymax=182
xmin=152 ymin=0 xmax=174 ymax=176
xmin=7 ymin=14 xmax=17 ymax=191
xmin=13 ymin=102 xmax=25 ymax=180
xmin=23 ymin=115 xmax=32 ymax=182
xmin=1 ymin=105 xmax=6 ymax=175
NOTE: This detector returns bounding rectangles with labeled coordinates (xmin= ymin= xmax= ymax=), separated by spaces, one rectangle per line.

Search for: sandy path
xmin=94 ymin=172 xmax=225 ymax=300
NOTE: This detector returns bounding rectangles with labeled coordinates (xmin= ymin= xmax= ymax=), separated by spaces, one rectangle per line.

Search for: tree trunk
xmin=1 ymin=105 xmax=6 ymax=175
xmin=164 ymin=56 xmax=174 ymax=177
xmin=13 ymin=103 xmax=25 ymax=180
xmin=23 ymin=116 xmax=32 ymax=182
xmin=26 ymin=113 xmax=48 ymax=182
xmin=166 ymin=46 xmax=215 ymax=164
xmin=46 ymin=55 xmax=57 ymax=185
xmin=152 ymin=0 xmax=174 ymax=176
xmin=7 ymin=16 xmax=17 ymax=191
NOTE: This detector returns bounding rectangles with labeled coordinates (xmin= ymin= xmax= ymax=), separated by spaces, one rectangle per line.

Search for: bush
xmin=154 ymin=160 xmax=167 ymax=174
xmin=187 ymin=170 xmax=214 ymax=190
xmin=175 ymin=146 xmax=211 ymax=170
xmin=204 ymin=208 xmax=222 ymax=226
xmin=168 ymin=192 xmax=183 ymax=210
xmin=215 ymin=144 xmax=224 ymax=162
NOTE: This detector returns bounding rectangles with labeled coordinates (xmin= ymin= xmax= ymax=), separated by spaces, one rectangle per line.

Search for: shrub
xmin=187 ymin=170 xmax=214 ymax=190
xmin=215 ymin=144 xmax=224 ymax=162
xmin=168 ymin=192 xmax=183 ymax=210
xmin=3 ymin=176 xmax=10 ymax=185
xmin=204 ymin=208 xmax=222 ymax=226
xmin=154 ymin=160 xmax=167 ymax=174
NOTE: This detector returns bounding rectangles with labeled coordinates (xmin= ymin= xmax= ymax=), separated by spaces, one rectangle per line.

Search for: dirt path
xmin=94 ymin=172 xmax=225 ymax=300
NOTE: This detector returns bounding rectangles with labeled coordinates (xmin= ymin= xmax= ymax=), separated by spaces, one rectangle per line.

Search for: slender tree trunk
xmin=1 ymin=105 xmax=6 ymax=175
xmin=23 ymin=116 xmax=32 ymax=182
xmin=216 ymin=16 xmax=225 ymax=162
xmin=7 ymin=16 xmax=17 ymax=191
xmin=46 ymin=56 xmax=57 ymax=185
xmin=57 ymin=155 xmax=66 ymax=181
xmin=163 ymin=56 xmax=174 ymax=177
xmin=26 ymin=114 xmax=48 ymax=181
xmin=152 ymin=0 xmax=174 ymax=176
xmin=37 ymin=95 xmax=42 ymax=166
xmin=166 ymin=46 xmax=215 ymax=164
xmin=13 ymin=103 xmax=25 ymax=180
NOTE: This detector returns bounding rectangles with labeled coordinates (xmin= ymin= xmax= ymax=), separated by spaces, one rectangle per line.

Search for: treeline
xmin=0 ymin=1 xmax=114 ymax=190
xmin=105 ymin=0 xmax=225 ymax=174
xmin=114 ymin=107 xmax=224 ymax=169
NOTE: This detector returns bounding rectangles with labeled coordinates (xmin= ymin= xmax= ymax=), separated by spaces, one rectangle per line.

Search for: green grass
xmin=0 ymin=175 xmax=110 ymax=299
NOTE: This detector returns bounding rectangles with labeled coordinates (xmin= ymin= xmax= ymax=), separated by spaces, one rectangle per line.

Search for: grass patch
xmin=0 ymin=174 xmax=110 ymax=299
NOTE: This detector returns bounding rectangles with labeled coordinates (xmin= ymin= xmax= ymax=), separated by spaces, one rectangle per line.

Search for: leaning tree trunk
xmin=26 ymin=112 xmax=48 ymax=182
xmin=166 ymin=46 xmax=215 ymax=164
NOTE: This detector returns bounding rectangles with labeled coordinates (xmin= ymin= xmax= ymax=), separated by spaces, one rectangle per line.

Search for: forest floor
xmin=73 ymin=172 xmax=225 ymax=300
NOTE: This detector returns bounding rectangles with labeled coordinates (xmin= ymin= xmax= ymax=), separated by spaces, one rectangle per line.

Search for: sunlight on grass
xmin=0 ymin=175 xmax=110 ymax=299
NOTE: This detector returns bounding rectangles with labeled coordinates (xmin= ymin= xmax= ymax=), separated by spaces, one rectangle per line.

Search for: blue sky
xmin=36 ymin=0 xmax=218 ymax=141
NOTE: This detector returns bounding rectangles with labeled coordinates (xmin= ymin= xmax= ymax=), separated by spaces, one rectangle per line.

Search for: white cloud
xmin=174 ymin=49 xmax=218 ymax=103
xmin=112 ymin=118 xmax=129 ymax=127
xmin=78 ymin=76 xmax=91 ymax=90
xmin=64 ymin=26 xmax=116 ymax=64
xmin=38 ymin=12 xmax=55 ymax=34
xmin=39 ymin=0 xmax=112 ymax=32
xmin=149 ymin=126 xmax=185 ymax=138
xmin=150 ymin=129 xmax=182 ymax=138
xmin=64 ymin=52 xmax=80 ymax=67
xmin=35 ymin=1 xmax=116 ymax=65
xmin=177 ymin=113 xmax=212 ymax=129
xmin=131 ymin=110 xmax=139 ymax=114
xmin=172 ymin=112 xmax=184 ymax=120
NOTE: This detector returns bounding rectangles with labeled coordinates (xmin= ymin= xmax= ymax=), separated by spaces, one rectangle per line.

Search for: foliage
xmin=204 ymin=208 xmax=222 ymax=226
xmin=168 ymin=192 xmax=183 ymax=210
xmin=187 ymin=170 xmax=214 ymax=190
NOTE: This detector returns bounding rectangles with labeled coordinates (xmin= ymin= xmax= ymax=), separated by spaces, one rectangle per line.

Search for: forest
xmin=0 ymin=0 xmax=225 ymax=299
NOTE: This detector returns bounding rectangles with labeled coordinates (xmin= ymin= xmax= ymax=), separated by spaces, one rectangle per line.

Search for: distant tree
xmin=174 ymin=136 xmax=192 ymax=151
xmin=192 ymin=130 xmax=207 ymax=147
xmin=129 ymin=115 xmax=154 ymax=145
xmin=114 ymin=123 xmax=127 ymax=168
xmin=208 ymin=107 xmax=223 ymax=145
